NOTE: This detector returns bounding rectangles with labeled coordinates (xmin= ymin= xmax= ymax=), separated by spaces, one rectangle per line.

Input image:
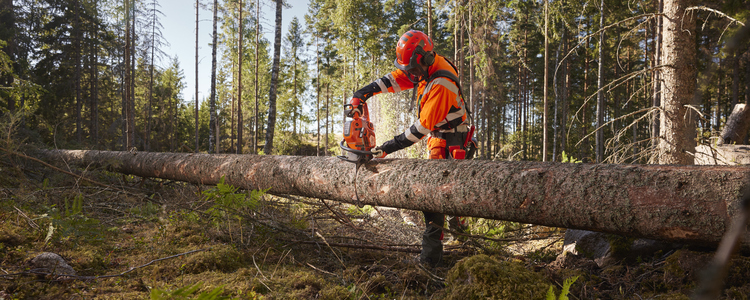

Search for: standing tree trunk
xmin=74 ymin=0 xmax=82 ymax=144
xmin=468 ymin=0 xmax=474 ymax=123
xmin=595 ymin=0 xmax=605 ymax=163
xmin=236 ymin=0 xmax=244 ymax=154
xmin=316 ymin=35 xmax=321 ymax=156
xmin=36 ymin=149 xmax=750 ymax=249
xmin=651 ymin=0 xmax=663 ymax=151
xmin=90 ymin=4 xmax=99 ymax=146
xmin=264 ymin=0 xmax=282 ymax=155
xmin=658 ymin=0 xmax=697 ymax=165
xmin=129 ymin=0 xmax=136 ymax=151
xmin=543 ymin=0 xmax=549 ymax=161
xmin=198 ymin=0 xmax=205 ymax=153
xmin=208 ymin=0 xmax=219 ymax=154
xmin=253 ymin=0 xmax=260 ymax=154
xmin=426 ymin=0 xmax=432 ymax=38
xmin=124 ymin=0 xmax=133 ymax=150
xmin=145 ymin=0 xmax=158 ymax=152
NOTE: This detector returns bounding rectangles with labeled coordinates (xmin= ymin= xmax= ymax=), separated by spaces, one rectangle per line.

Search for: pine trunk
xmin=237 ymin=0 xmax=244 ymax=154
xmin=36 ymin=149 xmax=750 ymax=249
xmin=209 ymin=0 xmax=219 ymax=153
xmin=658 ymin=0 xmax=697 ymax=165
xmin=264 ymin=0 xmax=282 ymax=155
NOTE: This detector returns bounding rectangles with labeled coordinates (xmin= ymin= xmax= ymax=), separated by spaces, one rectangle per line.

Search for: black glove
xmin=378 ymin=139 xmax=403 ymax=155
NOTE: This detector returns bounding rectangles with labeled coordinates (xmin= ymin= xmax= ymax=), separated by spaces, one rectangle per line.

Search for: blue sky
xmin=160 ymin=0 xmax=310 ymax=103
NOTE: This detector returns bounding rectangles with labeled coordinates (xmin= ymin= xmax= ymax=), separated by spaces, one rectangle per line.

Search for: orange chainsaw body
xmin=343 ymin=100 xmax=376 ymax=161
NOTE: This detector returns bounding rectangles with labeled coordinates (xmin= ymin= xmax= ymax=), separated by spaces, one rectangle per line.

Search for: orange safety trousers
xmin=427 ymin=137 xmax=467 ymax=241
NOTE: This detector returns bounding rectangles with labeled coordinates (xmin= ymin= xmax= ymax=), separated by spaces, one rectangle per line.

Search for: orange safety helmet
xmin=394 ymin=30 xmax=435 ymax=72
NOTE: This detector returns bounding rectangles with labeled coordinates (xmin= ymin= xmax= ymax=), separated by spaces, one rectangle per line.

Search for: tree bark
xmin=198 ymin=0 xmax=204 ymax=153
xmin=236 ymin=0 xmax=244 ymax=154
xmin=263 ymin=0 xmax=282 ymax=155
xmin=209 ymin=0 xmax=219 ymax=154
xmin=253 ymin=0 xmax=260 ymax=154
xmin=543 ymin=0 xmax=549 ymax=162
xmin=658 ymin=0 xmax=697 ymax=165
xmin=595 ymin=0 xmax=604 ymax=163
xmin=719 ymin=104 xmax=750 ymax=145
xmin=36 ymin=149 xmax=750 ymax=249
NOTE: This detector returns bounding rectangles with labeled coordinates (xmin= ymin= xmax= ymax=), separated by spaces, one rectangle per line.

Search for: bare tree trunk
xmin=90 ymin=6 xmax=99 ymax=146
xmin=316 ymin=36 xmax=320 ymax=156
xmin=595 ymin=0 xmax=604 ymax=163
xmin=468 ymin=0 xmax=474 ymax=123
xmin=325 ymin=82 xmax=329 ymax=156
xmin=658 ymin=0 xmax=697 ymax=165
xmin=74 ymin=0 xmax=82 ymax=144
xmin=198 ymin=0 xmax=205 ymax=153
xmin=36 ymin=149 xmax=750 ymax=249
xmin=209 ymin=0 xmax=219 ymax=154
xmin=124 ymin=0 xmax=133 ymax=150
xmin=253 ymin=0 xmax=260 ymax=154
xmin=651 ymin=0 xmax=663 ymax=150
xmin=427 ymin=0 xmax=432 ymax=38
xmin=129 ymin=0 xmax=136 ymax=150
xmin=264 ymin=0 xmax=282 ymax=155
xmin=746 ymin=49 xmax=750 ymax=104
xmin=543 ymin=0 xmax=549 ymax=161
xmin=237 ymin=0 xmax=243 ymax=154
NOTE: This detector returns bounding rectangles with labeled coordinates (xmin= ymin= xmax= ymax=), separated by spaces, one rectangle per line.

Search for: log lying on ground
xmin=35 ymin=149 xmax=750 ymax=248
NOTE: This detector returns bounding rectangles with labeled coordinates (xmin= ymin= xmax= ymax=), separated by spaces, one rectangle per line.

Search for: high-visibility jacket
xmin=353 ymin=54 xmax=468 ymax=154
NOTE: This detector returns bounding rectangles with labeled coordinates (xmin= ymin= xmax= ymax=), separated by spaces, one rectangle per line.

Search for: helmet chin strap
xmin=406 ymin=65 xmax=429 ymax=84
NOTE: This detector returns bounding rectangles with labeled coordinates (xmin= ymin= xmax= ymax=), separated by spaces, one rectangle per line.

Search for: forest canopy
xmin=0 ymin=0 xmax=748 ymax=163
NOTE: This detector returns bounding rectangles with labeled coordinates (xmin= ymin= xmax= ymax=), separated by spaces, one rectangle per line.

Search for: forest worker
xmin=347 ymin=29 xmax=475 ymax=268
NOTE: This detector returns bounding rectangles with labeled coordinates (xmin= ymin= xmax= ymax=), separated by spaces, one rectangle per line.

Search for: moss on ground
xmin=441 ymin=254 xmax=550 ymax=299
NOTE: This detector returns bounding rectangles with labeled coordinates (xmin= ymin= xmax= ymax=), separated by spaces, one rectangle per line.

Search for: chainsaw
xmin=337 ymin=98 xmax=377 ymax=208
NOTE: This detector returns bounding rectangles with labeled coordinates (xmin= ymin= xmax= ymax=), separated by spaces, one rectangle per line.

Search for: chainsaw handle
xmin=339 ymin=140 xmax=375 ymax=156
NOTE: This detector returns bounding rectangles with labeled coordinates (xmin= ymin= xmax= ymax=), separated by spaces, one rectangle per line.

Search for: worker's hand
xmin=347 ymin=97 xmax=363 ymax=117
xmin=371 ymin=147 xmax=386 ymax=159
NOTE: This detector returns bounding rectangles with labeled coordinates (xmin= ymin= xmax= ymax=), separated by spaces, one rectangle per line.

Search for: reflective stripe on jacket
xmin=372 ymin=55 xmax=468 ymax=152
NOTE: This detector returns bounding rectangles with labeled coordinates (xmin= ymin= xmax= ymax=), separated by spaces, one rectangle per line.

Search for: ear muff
xmin=415 ymin=46 xmax=435 ymax=66
xmin=421 ymin=50 xmax=435 ymax=66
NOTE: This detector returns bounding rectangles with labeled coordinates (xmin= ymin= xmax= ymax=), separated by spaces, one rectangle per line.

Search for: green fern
xmin=546 ymin=275 xmax=579 ymax=300
xmin=48 ymin=193 xmax=104 ymax=244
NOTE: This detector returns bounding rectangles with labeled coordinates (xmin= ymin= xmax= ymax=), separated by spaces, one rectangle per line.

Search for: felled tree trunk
xmin=720 ymin=103 xmax=750 ymax=145
xmin=35 ymin=149 xmax=750 ymax=248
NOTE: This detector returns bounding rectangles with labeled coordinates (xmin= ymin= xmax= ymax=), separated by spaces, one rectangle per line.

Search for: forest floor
xmin=1 ymin=153 xmax=750 ymax=299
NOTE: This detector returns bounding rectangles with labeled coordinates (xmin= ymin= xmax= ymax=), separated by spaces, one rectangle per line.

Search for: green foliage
xmin=202 ymin=177 xmax=260 ymax=212
xmin=201 ymin=177 xmax=265 ymax=230
xmin=560 ymin=151 xmax=582 ymax=164
xmin=546 ymin=275 xmax=579 ymax=300
xmin=150 ymin=283 xmax=239 ymax=300
xmin=47 ymin=193 xmax=104 ymax=245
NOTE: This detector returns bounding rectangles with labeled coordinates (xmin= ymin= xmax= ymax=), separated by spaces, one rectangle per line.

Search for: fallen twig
xmin=282 ymin=239 xmax=420 ymax=253
xmin=13 ymin=206 xmax=39 ymax=230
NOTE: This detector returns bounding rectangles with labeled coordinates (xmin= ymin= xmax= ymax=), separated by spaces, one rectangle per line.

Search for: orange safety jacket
xmin=353 ymin=54 xmax=468 ymax=155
